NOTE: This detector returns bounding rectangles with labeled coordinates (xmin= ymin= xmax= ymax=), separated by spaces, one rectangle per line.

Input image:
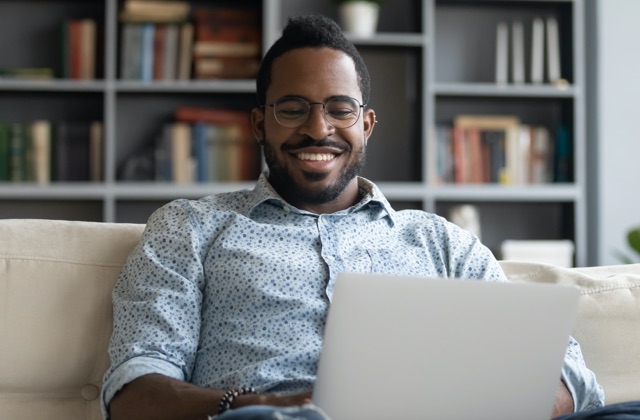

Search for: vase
xmin=338 ymin=1 xmax=380 ymax=38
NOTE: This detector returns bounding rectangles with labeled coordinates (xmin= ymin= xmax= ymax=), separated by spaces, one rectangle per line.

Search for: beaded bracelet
xmin=217 ymin=386 xmax=257 ymax=415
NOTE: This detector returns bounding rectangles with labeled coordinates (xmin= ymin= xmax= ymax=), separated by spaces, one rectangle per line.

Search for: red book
xmin=68 ymin=20 xmax=83 ymax=79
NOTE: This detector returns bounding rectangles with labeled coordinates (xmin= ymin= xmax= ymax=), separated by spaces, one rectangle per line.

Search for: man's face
xmin=252 ymin=47 xmax=375 ymax=209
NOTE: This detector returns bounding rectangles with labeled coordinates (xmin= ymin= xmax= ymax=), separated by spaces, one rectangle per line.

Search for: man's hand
xmin=110 ymin=374 xmax=312 ymax=420
xmin=234 ymin=391 xmax=312 ymax=408
xmin=551 ymin=380 xmax=574 ymax=418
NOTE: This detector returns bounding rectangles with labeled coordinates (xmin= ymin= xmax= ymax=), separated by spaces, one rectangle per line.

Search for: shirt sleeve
xmin=101 ymin=356 xmax=184 ymax=419
xmin=562 ymin=338 xmax=605 ymax=411
xmin=102 ymin=200 xmax=207 ymax=416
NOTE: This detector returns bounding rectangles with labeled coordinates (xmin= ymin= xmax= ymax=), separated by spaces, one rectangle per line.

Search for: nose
xmin=298 ymin=103 xmax=335 ymax=140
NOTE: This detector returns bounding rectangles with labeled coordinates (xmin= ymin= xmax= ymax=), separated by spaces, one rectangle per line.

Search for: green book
xmin=0 ymin=123 xmax=10 ymax=181
xmin=10 ymin=123 xmax=27 ymax=182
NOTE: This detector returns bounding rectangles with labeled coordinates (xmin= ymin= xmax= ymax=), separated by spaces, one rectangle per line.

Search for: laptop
xmin=312 ymin=272 xmax=580 ymax=420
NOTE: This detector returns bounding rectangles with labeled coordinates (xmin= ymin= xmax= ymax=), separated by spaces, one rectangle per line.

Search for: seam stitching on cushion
xmin=0 ymin=254 xmax=125 ymax=268
xmin=580 ymin=283 xmax=640 ymax=295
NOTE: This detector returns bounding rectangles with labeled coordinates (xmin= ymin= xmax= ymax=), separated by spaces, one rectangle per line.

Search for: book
xmin=0 ymin=68 xmax=54 ymax=80
xmin=191 ymin=7 xmax=261 ymax=79
xmin=511 ymin=21 xmax=525 ymax=84
xmin=193 ymin=57 xmax=261 ymax=79
xmin=90 ymin=121 xmax=103 ymax=182
xmin=55 ymin=122 xmax=91 ymax=182
xmin=175 ymin=107 xmax=260 ymax=181
xmin=193 ymin=41 xmax=261 ymax=58
xmin=454 ymin=115 xmax=521 ymax=184
xmin=554 ymin=125 xmax=571 ymax=182
xmin=10 ymin=123 xmax=27 ymax=182
xmin=0 ymin=123 xmax=10 ymax=181
xmin=171 ymin=122 xmax=193 ymax=183
xmin=530 ymin=17 xmax=544 ymax=84
xmin=68 ymin=19 xmax=83 ymax=79
xmin=495 ymin=22 xmax=509 ymax=85
xmin=192 ymin=7 xmax=261 ymax=45
xmin=120 ymin=24 xmax=143 ymax=79
xmin=120 ymin=0 xmax=190 ymax=23
xmin=30 ymin=121 xmax=52 ymax=185
xmin=141 ymin=23 xmax=155 ymax=82
xmin=177 ymin=22 xmax=194 ymax=80
xmin=79 ymin=19 xmax=97 ymax=80
xmin=152 ymin=24 xmax=167 ymax=80
xmin=529 ymin=126 xmax=553 ymax=183
xmin=162 ymin=24 xmax=179 ymax=80
xmin=546 ymin=16 xmax=561 ymax=84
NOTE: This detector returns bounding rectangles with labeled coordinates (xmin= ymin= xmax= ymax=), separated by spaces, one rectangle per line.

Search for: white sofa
xmin=1 ymin=218 xmax=639 ymax=420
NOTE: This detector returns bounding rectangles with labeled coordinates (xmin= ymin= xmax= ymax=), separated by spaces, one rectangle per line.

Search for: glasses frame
xmin=261 ymin=96 xmax=366 ymax=129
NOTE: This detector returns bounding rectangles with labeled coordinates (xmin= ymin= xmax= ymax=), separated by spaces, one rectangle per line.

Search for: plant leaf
xmin=613 ymin=249 xmax=634 ymax=265
xmin=628 ymin=228 xmax=640 ymax=255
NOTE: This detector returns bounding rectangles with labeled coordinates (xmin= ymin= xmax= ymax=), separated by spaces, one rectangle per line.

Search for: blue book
xmin=192 ymin=122 xmax=208 ymax=182
xmin=141 ymin=23 xmax=155 ymax=82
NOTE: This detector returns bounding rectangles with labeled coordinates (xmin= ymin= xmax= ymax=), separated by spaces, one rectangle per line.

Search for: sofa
xmin=1 ymin=218 xmax=639 ymax=420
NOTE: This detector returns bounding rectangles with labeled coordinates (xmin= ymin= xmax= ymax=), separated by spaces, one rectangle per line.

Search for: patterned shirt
xmin=102 ymin=174 xmax=604 ymax=416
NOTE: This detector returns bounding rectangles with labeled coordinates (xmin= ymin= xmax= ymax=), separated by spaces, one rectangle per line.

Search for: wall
xmin=587 ymin=0 xmax=640 ymax=265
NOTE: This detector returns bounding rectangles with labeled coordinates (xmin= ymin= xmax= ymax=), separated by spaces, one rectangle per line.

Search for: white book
xmin=530 ymin=17 xmax=544 ymax=84
xmin=495 ymin=22 xmax=509 ymax=85
xmin=546 ymin=16 xmax=561 ymax=83
xmin=30 ymin=120 xmax=51 ymax=185
xmin=511 ymin=21 xmax=525 ymax=84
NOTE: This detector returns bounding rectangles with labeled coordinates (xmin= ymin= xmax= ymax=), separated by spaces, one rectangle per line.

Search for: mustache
xmin=282 ymin=136 xmax=351 ymax=152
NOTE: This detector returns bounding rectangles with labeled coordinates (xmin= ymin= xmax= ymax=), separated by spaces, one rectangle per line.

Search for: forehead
xmin=267 ymin=47 xmax=361 ymax=102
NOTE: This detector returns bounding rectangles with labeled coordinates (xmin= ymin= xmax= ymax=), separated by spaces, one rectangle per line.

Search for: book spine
xmin=0 ymin=123 xmax=10 ymax=181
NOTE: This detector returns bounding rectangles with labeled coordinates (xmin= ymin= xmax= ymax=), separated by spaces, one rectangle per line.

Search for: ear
xmin=251 ymin=107 xmax=266 ymax=143
xmin=362 ymin=108 xmax=376 ymax=145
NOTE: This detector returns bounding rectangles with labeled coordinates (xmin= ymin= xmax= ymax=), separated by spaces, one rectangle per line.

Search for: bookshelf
xmin=0 ymin=0 xmax=587 ymax=265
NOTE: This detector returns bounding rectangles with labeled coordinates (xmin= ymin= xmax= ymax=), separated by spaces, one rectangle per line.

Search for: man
xmin=102 ymin=15 xmax=604 ymax=419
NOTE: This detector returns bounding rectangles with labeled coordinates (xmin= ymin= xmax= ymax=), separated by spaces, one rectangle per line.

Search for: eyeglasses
xmin=262 ymin=96 xmax=365 ymax=129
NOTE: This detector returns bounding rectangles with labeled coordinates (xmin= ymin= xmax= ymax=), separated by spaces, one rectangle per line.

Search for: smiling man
xmin=102 ymin=15 xmax=604 ymax=420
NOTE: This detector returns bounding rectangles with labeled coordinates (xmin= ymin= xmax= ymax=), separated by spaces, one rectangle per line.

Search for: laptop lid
xmin=312 ymin=272 xmax=579 ymax=420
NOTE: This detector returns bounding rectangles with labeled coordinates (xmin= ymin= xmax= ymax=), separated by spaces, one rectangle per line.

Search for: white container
xmin=501 ymin=239 xmax=575 ymax=268
xmin=338 ymin=1 xmax=380 ymax=38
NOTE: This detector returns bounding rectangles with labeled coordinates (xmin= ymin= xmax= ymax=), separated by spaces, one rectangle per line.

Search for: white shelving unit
xmin=0 ymin=0 xmax=587 ymax=264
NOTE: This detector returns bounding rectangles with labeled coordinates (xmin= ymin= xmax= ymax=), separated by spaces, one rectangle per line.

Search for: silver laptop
xmin=313 ymin=272 xmax=579 ymax=420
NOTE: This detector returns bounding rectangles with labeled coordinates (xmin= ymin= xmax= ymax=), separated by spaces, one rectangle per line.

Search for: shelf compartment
xmin=435 ymin=199 xmax=575 ymax=261
xmin=435 ymin=0 xmax=574 ymax=85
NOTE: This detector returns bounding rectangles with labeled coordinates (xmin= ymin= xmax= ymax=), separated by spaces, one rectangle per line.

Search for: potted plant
xmin=616 ymin=227 xmax=640 ymax=263
xmin=334 ymin=0 xmax=383 ymax=38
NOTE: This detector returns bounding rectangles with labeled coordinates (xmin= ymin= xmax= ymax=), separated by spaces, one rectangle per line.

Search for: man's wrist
xmin=217 ymin=387 xmax=257 ymax=415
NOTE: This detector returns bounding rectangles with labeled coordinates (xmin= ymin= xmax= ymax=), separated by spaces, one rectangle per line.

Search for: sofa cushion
xmin=500 ymin=261 xmax=640 ymax=405
xmin=0 ymin=219 xmax=145 ymax=420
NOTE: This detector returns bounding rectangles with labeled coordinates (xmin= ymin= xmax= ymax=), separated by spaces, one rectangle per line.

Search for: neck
xmin=274 ymin=177 xmax=361 ymax=214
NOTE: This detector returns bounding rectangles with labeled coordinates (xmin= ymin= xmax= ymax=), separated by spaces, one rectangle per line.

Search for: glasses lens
xmin=273 ymin=97 xmax=309 ymax=128
xmin=325 ymin=97 xmax=361 ymax=128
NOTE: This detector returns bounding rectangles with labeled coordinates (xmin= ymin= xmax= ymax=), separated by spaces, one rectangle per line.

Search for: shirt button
xmin=326 ymin=255 xmax=335 ymax=262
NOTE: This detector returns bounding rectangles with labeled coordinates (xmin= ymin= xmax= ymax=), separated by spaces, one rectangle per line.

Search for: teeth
xmin=297 ymin=153 xmax=335 ymax=161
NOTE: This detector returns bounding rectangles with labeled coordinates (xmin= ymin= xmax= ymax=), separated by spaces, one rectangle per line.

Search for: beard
xmin=262 ymin=135 xmax=366 ymax=206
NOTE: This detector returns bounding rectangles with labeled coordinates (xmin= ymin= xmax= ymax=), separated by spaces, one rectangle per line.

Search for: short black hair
xmin=256 ymin=14 xmax=371 ymax=106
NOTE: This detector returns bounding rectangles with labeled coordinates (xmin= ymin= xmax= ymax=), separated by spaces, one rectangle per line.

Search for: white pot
xmin=339 ymin=2 xmax=380 ymax=38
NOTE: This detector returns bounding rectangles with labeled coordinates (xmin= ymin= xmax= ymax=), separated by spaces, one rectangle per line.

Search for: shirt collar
xmin=243 ymin=172 xmax=397 ymax=225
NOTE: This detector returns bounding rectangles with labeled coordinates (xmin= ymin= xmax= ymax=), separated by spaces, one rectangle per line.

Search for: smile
xmin=296 ymin=153 xmax=336 ymax=161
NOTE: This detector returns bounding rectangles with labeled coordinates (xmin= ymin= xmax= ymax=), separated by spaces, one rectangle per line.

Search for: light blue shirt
xmin=102 ymin=173 xmax=604 ymax=417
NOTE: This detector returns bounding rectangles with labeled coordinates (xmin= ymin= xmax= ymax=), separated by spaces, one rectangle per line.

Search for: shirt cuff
xmin=101 ymin=356 xmax=185 ymax=419
xmin=561 ymin=355 xmax=605 ymax=412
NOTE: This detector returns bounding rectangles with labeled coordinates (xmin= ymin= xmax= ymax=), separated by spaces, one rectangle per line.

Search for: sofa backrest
xmin=0 ymin=219 xmax=145 ymax=420
xmin=1 ymin=219 xmax=639 ymax=420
